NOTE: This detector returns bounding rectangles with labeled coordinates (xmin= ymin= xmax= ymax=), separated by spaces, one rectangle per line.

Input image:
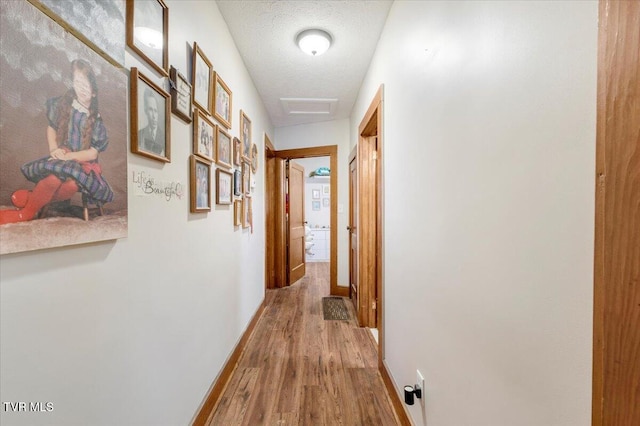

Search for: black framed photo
xmin=130 ymin=68 xmax=171 ymax=162
xmin=170 ymin=66 xmax=192 ymax=123
xmin=126 ymin=0 xmax=168 ymax=76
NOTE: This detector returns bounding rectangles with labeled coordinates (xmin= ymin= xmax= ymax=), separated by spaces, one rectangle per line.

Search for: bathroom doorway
xmin=264 ymin=145 xmax=342 ymax=295
xmin=295 ymin=157 xmax=331 ymax=267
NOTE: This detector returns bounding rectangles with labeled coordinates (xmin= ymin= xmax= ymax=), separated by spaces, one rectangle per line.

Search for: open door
xmin=287 ymin=160 xmax=306 ymax=285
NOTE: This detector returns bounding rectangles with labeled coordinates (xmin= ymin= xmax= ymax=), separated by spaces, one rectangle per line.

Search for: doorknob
xmin=347 ymin=226 xmax=356 ymax=231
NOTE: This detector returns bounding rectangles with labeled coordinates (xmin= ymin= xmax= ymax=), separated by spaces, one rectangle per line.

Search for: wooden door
xmin=593 ymin=1 xmax=640 ymax=424
xmin=287 ymin=161 xmax=306 ymax=285
xmin=349 ymin=153 xmax=359 ymax=313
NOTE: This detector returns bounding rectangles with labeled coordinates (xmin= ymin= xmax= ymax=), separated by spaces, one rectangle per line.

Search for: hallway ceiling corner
xmin=216 ymin=0 xmax=393 ymax=128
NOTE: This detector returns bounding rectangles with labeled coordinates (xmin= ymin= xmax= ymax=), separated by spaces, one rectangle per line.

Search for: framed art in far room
xmin=216 ymin=169 xmax=232 ymax=205
xmin=169 ymin=65 xmax=192 ymax=123
xmin=213 ymin=72 xmax=232 ymax=129
xmin=190 ymin=155 xmax=211 ymax=213
xmin=192 ymin=41 xmax=212 ymax=113
xmin=126 ymin=0 xmax=168 ymax=76
xmin=130 ymin=67 xmax=171 ymax=162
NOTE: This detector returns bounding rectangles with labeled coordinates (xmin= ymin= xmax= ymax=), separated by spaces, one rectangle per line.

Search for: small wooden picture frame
xmin=216 ymin=127 xmax=233 ymax=169
xmin=169 ymin=66 xmax=192 ymax=123
xmin=233 ymin=169 xmax=242 ymax=196
xmin=216 ymin=169 xmax=233 ymax=205
xmin=193 ymin=109 xmax=215 ymax=162
xmin=250 ymin=143 xmax=258 ymax=173
xmin=234 ymin=199 xmax=242 ymax=226
xmin=240 ymin=109 xmax=252 ymax=161
xmin=126 ymin=0 xmax=169 ymax=76
xmin=130 ymin=67 xmax=171 ymax=162
xmin=242 ymin=195 xmax=252 ymax=229
xmin=190 ymin=155 xmax=211 ymax=213
xmin=242 ymin=160 xmax=251 ymax=195
xmin=213 ymin=72 xmax=232 ymax=129
xmin=233 ymin=137 xmax=242 ymax=166
xmin=192 ymin=42 xmax=213 ymax=113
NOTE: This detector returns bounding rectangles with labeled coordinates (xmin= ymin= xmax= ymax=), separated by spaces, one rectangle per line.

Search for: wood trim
xmin=348 ymin=144 xmax=357 ymax=162
xmin=265 ymin=140 xmax=276 ymax=289
xmin=357 ymin=85 xmax=384 ymax=331
xmin=274 ymin=158 xmax=287 ymax=287
xmin=380 ymin=360 xmax=413 ymax=426
xmin=359 ymin=85 xmax=383 ymax=135
xmin=264 ymin=133 xmax=275 ymax=151
xmin=274 ymin=145 xmax=340 ymax=296
xmin=593 ymin=1 xmax=640 ymax=425
xmin=192 ymin=299 xmax=267 ymax=426
xmin=375 ymin=88 xmax=385 ymax=362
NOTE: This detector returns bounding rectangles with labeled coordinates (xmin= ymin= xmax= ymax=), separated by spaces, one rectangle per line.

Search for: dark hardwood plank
xmin=206 ymin=262 xmax=400 ymax=425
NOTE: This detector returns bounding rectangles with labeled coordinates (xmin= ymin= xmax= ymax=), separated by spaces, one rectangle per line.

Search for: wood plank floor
xmin=206 ymin=262 xmax=400 ymax=425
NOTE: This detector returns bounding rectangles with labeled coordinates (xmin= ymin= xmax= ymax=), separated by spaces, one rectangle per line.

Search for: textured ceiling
xmin=216 ymin=0 xmax=393 ymax=128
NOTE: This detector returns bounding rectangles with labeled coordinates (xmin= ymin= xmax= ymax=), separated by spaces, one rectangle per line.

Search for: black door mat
xmin=322 ymin=297 xmax=350 ymax=320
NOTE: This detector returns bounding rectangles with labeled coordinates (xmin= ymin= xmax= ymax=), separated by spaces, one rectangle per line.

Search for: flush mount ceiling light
xmin=296 ymin=29 xmax=332 ymax=56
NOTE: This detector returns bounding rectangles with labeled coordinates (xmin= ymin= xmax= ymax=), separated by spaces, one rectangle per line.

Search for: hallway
xmin=206 ymin=263 xmax=400 ymax=425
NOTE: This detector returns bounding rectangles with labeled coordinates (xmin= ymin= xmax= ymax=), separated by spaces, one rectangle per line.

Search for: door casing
xmin=592 ymin=1 xmax=640 ymax=424
xmin=354 ymin=86 xmax=384 ymax=347
xmin=265 ymin=145 xmax=344 ymax=296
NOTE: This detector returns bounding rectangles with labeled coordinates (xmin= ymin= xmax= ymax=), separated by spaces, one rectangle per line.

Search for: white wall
xmin=351 ymin=1 xmax=597 ymax=425
xmin=274 ymin=119 xmax=350 ymax=287
xmin=0 ymin=1 xmax=272 ymax=425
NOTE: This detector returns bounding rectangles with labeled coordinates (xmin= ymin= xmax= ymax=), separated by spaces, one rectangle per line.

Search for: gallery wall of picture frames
xmin=21 ymin=0 xmax=261 ymax=238
xmin=123 ymin=0 xmax=260 ymax=231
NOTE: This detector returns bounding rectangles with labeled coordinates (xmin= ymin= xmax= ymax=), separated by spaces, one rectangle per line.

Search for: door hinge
xmin=372 ymin=300 xmax=377 ymax=310
xmin=372 ymin=151 xmax=378 ymax=160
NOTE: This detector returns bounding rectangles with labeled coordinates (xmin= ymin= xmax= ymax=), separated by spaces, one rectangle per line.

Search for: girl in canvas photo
xmin=0 ymin=59 xmax=113 ymax=225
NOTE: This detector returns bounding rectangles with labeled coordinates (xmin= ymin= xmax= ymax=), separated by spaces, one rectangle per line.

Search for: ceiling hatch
xmin=280 ymin=98 xmax=338 ymax=116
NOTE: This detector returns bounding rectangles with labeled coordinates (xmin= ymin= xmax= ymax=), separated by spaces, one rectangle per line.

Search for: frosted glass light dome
xmin=296 ymin=29 xmax=332 ymax=56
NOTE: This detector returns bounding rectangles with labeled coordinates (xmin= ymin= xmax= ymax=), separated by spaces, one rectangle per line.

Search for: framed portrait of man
xmin=130 ymin=68 xmax=170 ymax=162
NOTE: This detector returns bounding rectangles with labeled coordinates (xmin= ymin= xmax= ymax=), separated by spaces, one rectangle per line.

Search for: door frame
xmin=265 ymin=145 xmax=344 ymax=296
xmin=592 ymin=0 xmax=640 ymax=424
xmin=356 ymin=85 xmax=384 ymax=351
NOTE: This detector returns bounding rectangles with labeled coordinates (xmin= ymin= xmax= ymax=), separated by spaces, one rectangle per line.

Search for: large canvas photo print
xmin=0 ymin=0 xmax=128 ymax=255
xmin=37 ymin=0 xmax=126 ymax=66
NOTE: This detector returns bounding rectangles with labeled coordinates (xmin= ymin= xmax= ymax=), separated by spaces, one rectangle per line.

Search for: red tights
xmin=0 ymin=175 xmax=78 ymax=225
